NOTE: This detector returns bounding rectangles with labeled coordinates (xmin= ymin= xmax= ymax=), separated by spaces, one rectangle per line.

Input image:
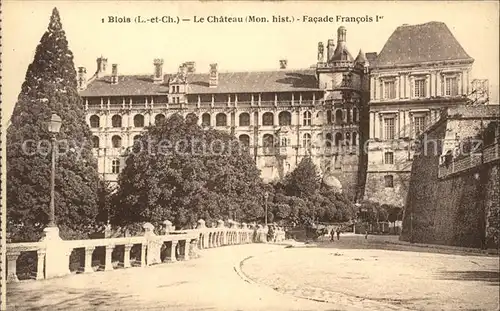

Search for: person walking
xmin=365 ymin=229 xmax=368 ymax=239
xmin=336 ymin=228 xmax=341 ymax=240
xmin=330 ymin=228 xmax=335 ymax=242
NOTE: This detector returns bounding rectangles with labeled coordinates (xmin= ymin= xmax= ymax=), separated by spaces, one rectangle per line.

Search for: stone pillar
xmin=40 ymin=226 xmax=71 ymax=279
xmin=182 ymin=240 xmax=190 ymax=261
xmin=163 ymin=220 xmax=173 ymax=234
xmin=104 ymin=245 xmax=114 ymax=271
xmin=123 ymin=244 xmax=133 ymax=268
xmin=84 ymin=246 xmax=95 ymax=273
xmin=374 ymin=113 xmax=380 ymax=139
xmin=143 ymin=222 xmax=161 ymax=265
xmin=36 ymin=249 xmax=46 ymax=280
xmin=140 ymin=244 xmax=147 ymax=267
xmin=169 ymin=241 xmax=178 ymax=262
xmin=7 ymin=252 xmax=20 ymax=282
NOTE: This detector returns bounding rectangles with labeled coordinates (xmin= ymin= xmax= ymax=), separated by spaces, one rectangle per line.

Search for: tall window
xmin=303 ymin=111 xmax=312 ymax=126
xmin=335 ymin=133 xmax=343 ymax=146
xmin=92 ymin=136 xmax=100 ymax=148
xmin=325 ymin=133 xmax=333 ymax=148
xmin=384 ymin=152 xmax=394 ymax=164
xmin=262 ymin=112 xmax=274 ymax=126
xmin=384 ymin=175 xmax=394 ymax=188
xmin=111 ymin=135 xmax=122 ymax=148
xmin=335 ymin=109 xmax=343 ymax=125
xmin=414 ymin=79 xmax=426 ymax=98
xmin=134 ymin=114 xmax=144 ymax=127
xmin=215 ymin=113 xmax=227 ymax=126
xmin=112 ymin=159 xmax=120 ymax=174
xmin=445 ymin=77 xmax=458 ymax=96
xmin=414 ymin=116 xmax=426 ymax=136
xmin=326 ymin=110 xmax=333 ymax=124
xmin=202 ymin=113 xmax=211 ymax=127
xmin=302 ymin=133 xmax=312 ymax=149
xmin=263 ymin=134 xmax=274 ymax=155
xmin=111 ymin=115 xmax=122 ymax=128
xmin=155 ymin=114 xmax=166 ymax=125
xmin=353 ymin=108 xmax=358 ymax=123
xmin=239 ymin=113 xmax=250 ymax=126
xmin=384 ymin=117 xmax=395 ymax=140
xmin=384 ymin=81 xmax=396 ymax=99
xmin=279 ymin=111 xmax=292 ymax=126
xmin=239 ymin=134 xmax=250 ymax=148
xmin=90 ymin=115 xmax=100 ymax=128
xmin=352 ymin=132 xmax=358 ymax=146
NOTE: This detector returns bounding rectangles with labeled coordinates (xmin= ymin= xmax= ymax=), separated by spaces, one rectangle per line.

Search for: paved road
xmin=7 ymin=244 xmax=334 ymax=311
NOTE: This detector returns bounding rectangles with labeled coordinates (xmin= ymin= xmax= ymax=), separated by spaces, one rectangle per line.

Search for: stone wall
xmin=401 ymin=112 xmax=500 ymax=248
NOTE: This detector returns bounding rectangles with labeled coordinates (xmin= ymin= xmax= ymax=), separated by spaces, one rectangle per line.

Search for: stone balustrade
xmin=6 ymin=219 xmax=269 ymax=283
xmin=438 ymin=142 xmax=499 ymax=178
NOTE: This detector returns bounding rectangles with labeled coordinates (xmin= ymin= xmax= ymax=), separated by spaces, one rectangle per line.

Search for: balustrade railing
xmin=5 ymin=219 xmax=276 ymax=283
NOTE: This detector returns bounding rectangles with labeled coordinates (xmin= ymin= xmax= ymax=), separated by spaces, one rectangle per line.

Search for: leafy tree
xmin=284 ymin=156 xmax=320 ymax=199
xmin=6 ymin=8 xmax=100 ymax=242
xmin=112 ymin=113 xmax=266 ymax=229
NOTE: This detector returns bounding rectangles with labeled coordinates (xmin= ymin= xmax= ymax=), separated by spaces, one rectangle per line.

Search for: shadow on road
xmin=435 ymin=270 xmax=500 ymax=286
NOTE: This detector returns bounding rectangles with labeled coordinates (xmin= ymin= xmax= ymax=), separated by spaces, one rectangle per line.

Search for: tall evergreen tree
xmin=284 ymin=156 xmax=320 ymax=199
xmin=7 ymin=8 xmax=100 ymax=241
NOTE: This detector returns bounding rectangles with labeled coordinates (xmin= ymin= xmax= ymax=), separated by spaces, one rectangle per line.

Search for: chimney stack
xmin=184 ymin=61 xmax=196 ymax=73
xmin=337 ymin=26 xmax=347 ymax=45
xmin=96 ymin=56 xmax=108 ymax=78
xmin=77 ymin=67 xmax=87 ymax=90
xmin=111 ymin=64 xmax=118 ymax=84
xmin=153 ymin=58 xmax=164 ymax=83
xmin=209 ymin=63 xmax=218 ymax=88
xmin=279 ymin=59 xmax=288 ymax=69
xmin=327 ymin=39 xmax=335 ymax=62
xmin=317 ymin=42 xmax=324 ymax=62
xmin=179 ymin=63 xmax=187 ymax=77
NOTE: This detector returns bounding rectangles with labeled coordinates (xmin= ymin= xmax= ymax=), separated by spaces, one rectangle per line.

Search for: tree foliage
xmin=112 ymin=113 xmax=267 ymax=229
xmin=6 ymin=8 xmax=100 ymax=242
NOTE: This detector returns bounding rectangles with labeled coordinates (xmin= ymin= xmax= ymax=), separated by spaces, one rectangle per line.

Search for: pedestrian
xmin=330 ymin=228 xmax=335 ymax=241
xmin=336 ymin=228 xmax=341 ymax=240
xmin=365 ymin=229 xmax=368 ymax=239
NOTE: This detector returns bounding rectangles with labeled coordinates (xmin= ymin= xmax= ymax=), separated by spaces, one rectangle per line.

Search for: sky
xmin=2 ymin=1 xmax=499 ymax=130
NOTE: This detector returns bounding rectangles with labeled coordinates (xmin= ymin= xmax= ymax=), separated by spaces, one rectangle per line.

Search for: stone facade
xmin=79 ymin=22 xmax=487 ymax=205
xmin=401 ymin=105 xmax=500 ymax=248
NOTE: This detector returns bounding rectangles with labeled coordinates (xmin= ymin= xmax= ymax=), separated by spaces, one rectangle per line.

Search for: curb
xmin=383 ymin=241 xmax=499 ymax=256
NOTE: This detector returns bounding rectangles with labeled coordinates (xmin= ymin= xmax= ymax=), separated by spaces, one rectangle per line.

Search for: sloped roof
xmin=80 ymin=69 xmax=320 ymax=96
xmin=374 ymin=21 xmax=473 ymax=68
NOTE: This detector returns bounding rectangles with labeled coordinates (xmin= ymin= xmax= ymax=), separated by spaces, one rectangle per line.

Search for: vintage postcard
xmin=1 ymin=1 xmax=499 ymax=310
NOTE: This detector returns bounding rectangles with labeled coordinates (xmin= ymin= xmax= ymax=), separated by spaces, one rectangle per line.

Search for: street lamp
xmin=264 ymin=192 xmax=269 ymax=226
xmin=47 ymin=113 xmax=62 ymax=227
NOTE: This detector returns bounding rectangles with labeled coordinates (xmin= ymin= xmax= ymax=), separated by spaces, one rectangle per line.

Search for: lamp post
xmin=264 ymin=192 xmax=269 ymax=226
xmin=47 ymin=113 xmax=62 ymax=227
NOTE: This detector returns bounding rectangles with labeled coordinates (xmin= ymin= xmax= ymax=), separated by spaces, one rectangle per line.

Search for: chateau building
xmin=79 ymin=22 xmax=487 ymax=206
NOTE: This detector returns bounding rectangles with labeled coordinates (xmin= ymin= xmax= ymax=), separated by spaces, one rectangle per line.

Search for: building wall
xmin=363 ymin=61 xmax=473 ymax=207
xmin=401 ymin=110 xmax=500 ymax=248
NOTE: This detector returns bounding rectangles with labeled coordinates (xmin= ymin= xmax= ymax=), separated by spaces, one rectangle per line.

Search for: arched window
xmin=303 ymin=111 xmax=312 ymax=126
xmin=384 ymin=175 xmax=394 ymax=188
xmin=263 ymin=134 xmax=274 ymax=155
xmin=345 ymin=132 xmax=351 ymax=146
xmin=216 ymin=113 xmax=227 ymax=126
xmin=134 ymin=114 xmax=144 ymax=127
xmin=202 ymin=113 xmax=211 ymax=127
xmin=90 ymin=115 xmax=100 ymax=128
xmin=278 ymin=111 xmax=292 ymax=126
xmin=327 ymin=110 xmax=333 ymax=124
xmin=111 ymin=115 xmax=122 ymax=128
xmin=302 ymin=133 xmax=312 ymax=149
xmin=155 ymin=114 xmax=166 ymax=125
xmin=111 ymin=159 xmax=121 ymax=174
xmin=111 ymin=135 xmax=122 ymax=148
xmin=239 ymin=113 xmax=250 ymax=126
xmin=325 ymin=133 xmax=333 ymax=148
xmin=335 ymin=132 xmax=343 ymax=146
xmin=346 ymin=109 xmax=351 ymax=123
xmin=352 ymin=132 xmax=358 ymax=146
xmin=335 ymin=109 xmax=343 ymax=125
xmin=92 ymin=136 xmax=99 ymax=148
xmin=262 ymin=112 xmax=274 ymax=126
xmin=353 ymin=108 xmax=358 ymax=123
xmin=239 ymin=134 xmax=250 ymax=148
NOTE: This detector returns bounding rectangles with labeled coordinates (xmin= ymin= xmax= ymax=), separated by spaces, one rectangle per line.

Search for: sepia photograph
xmin=1 ymin=1 xmax=499 ymax=310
